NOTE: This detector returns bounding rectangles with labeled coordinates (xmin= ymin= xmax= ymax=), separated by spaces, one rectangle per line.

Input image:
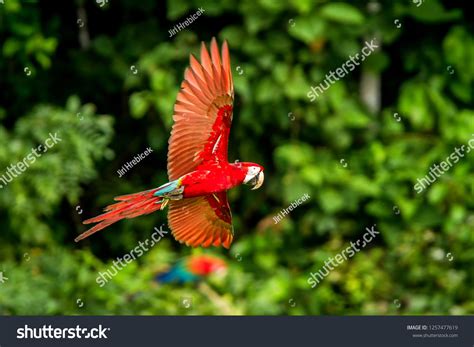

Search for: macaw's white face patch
xmin=244 ymin=166 xmax=264 ymax=190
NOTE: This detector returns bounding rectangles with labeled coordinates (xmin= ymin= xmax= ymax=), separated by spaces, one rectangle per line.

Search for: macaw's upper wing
xmin=167 ymin=38 xmax=234 ymax=181
xmin=168 ymin=192 xmax=233 ymax=248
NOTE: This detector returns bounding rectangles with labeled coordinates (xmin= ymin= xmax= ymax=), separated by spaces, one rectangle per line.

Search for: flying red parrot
xmin=74 ymin=38 xmax=264 ymax=248
xmin=155 ymin=254 xmax=227 ymax=284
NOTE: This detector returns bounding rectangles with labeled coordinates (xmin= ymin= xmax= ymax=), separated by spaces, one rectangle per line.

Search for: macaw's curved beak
xmin=250 ymin=171 xmax=264 ymax=190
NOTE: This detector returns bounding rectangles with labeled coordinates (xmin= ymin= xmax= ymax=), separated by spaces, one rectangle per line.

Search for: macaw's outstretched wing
xmin=167 ymin=38 xmax=234 ymax=181
xmin=168 ymin=192 xmax=233 ymax=248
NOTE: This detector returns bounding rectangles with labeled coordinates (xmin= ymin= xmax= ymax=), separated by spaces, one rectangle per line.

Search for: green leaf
xmin=320 ymin=3 xmax=364 ymax=25
xmin=129 ymin=92 xmax=149 ymax=118
xmin=289 ymin=15 xmax=326 ymax=43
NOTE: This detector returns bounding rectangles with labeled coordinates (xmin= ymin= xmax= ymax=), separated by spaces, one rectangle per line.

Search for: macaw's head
xmin=240 ymin=162 xmax=265 ymax=190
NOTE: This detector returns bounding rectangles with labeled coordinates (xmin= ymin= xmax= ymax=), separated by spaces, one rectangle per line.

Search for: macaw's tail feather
xmin=74 ymin=188 xmax=163 ymax=242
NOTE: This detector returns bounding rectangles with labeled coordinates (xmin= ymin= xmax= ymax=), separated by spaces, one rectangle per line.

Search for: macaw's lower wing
xmin=168 ymin=192 xmax=233 ymax=248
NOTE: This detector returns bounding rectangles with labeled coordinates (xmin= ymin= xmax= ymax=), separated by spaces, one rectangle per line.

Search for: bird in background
xmin=155 ymin=254 xmax=227 ymax=284
xmin=75 ymin=38 xmax=265 ymax=248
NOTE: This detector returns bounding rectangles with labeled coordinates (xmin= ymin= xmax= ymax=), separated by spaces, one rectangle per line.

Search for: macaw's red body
xmin=74 ymin=38 xmax=264 ymax=249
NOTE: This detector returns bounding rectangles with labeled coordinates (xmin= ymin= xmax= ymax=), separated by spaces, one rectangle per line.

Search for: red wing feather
xmin=167 ymin=38 xmax=234 ymax=181
xmin=168 ymin=192 xmax=233 ymax=248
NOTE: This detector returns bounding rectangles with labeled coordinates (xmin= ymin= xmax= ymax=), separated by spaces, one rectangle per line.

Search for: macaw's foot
xmin=160 ymin=198 xmax=169 ymax=210
xmin=158 ymin=190 xmax=183 ymax=211
xmin=163 ymin=186 xmax=184 ymax=200
xmin=154 ymin=180 xmax=184 ymax=201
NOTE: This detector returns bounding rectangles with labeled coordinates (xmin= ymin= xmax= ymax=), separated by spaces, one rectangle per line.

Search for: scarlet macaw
xmin=155 ymin=254 xmax=227 ymax=284
xmin=74 ymin=38 xmax=264 ymax=248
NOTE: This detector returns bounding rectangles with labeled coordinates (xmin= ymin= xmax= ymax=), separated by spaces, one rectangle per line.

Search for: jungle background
xmin=0 ymin=0 xmax=473 ymax=315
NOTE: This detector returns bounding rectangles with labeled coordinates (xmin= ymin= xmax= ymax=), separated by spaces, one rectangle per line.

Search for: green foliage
xmin=0 ymin=96 xmax=114 ymax=245
xmin=0 ymin=0 xmax=472 ymax=315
